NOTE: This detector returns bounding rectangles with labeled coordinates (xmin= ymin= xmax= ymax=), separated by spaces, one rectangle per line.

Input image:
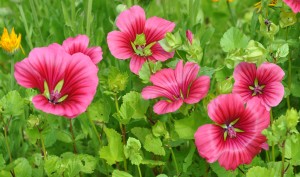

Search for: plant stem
xmin=287 ymin=55 xmax=291 ymax=109
xmin=226 ymin=1 xmax=236 ymax=26
xmin=38 ymin=128 xmax=47 ymax=159
xmin=86 ymin=0 xmax=93 ymax=37
xmin=270 ymin=109 xmax=275 ymax=162
xmin=10 ymin=55 xmax=14 ymax=90
xmin=137 ymin=165 xmax=142 ymax=177
xmin=114 ymin=94 xmax=128 ymax=171
xmin=69 ymin=119 xmax=78 ymax=154
xmin=18 ymin=5 xmax=33 ymax=49
xmin=87 ymin=113 xmax=102 ymax=146
xmin=281 ymin=141 xmax=286 ymax=177
xmin=3 ymin=125 xmax=12 ymax=163
xmin=284 ymin=27 xmax=291 ymax=109
xmin=147 ymin=59 xmax=153 ymax=75
xmin=175 ymin=50 xmax=184 ymax=59
xmin=169 ymin=147 xmax=179 ymax=176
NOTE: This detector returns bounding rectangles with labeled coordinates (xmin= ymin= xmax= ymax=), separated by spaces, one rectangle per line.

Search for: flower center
xmin=43 ymin=80 xmax=68 ymax=104
xmin=226 ymin=125 xmax=236 ymax=138
xmin=220 ymin=118 xmax=244 ymax=141
xmin=49 ymin=90 xmax=61 ymax=104
xmin=131 ymin=33 xmax=156 ymax=57
xmin=249 ymin=78 xmax=265 ymax=96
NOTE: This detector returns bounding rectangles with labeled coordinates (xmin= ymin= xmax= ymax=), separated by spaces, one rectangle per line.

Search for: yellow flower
xmin=0 ymin=27 xmax=24 ymax=54
xmin=254 ymin=0 xmax=278 ymax=12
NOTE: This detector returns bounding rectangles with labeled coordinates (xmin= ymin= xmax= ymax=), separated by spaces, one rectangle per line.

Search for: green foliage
xmin=44 ymin=153 xmax=96 ymax=176
xmin=210 ymin=162 xmax=238 ymax=177
xmin=144 ymin=134 xmax=165 ymax=156
xmin=124 ymin=137 xmax=143 ymax=165
xmin=87 ymin=99 xmax=111 ymax=123
xmin=122 ymin=91 xmax=149 ymax=119
xmin=99 ymin=128 xmax=124 ymax=165
xmin=0 ymin=90 xmax=24 ymax=119
xmin=139 ymin=61 xmax=162 ymax=84
xmin=220 ymin=27 xmax=249 ymax=53
xmin=107 ymin=67 xmax=128 ymax=94
xmin=112 ymin=170 xmax=133 ymax=177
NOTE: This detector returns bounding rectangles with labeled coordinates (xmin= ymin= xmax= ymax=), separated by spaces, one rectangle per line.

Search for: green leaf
xmin=139 ymin=61 xmax=162 ymax=84
xmin=144 ymin=134 xmax=165 ymax=156
xmin=220 ymin=27 xmax=249 ymax=52
xmin=99 ymin=128 xmax=124 ymax=165
xmin=244 ymin=40 xmax=267 ymax=65
xmin=56 ymin=130 xmax=73 ymax=143
xmin=118 ymin=102 xmax=135 ymax=124
xmin=44 ymin=155 xmax=61 ymax=176
xmin=200 ymin=26 xmax=215 ymax=48
xmin=124 ymin=137 xmax=143 ymax=165
xmin=0 ymin=155 xmax=5 ymax=170
xmin=152 ymin=121 xmax=167 ymax=137
xmin=131 ymin=127 xmax=152 ymax=144
xmin=77 ymin=154 xmax=96 ymax=174
xmin=210 ymin=162 xmax=238 ymax=177
xmin=112 ymin=170 xmax=133 ymax=177
xmin=14 ymin=158 xmax=32 ymax=177
xmin=285 ymin=134 xmax=300 ymax=166
xmin=279 ymin=12 xmax=297 ymax=28
xmin=174 ymin=112 xmax=207 ymax=139
xmin=141 ymin=160 xmax=165 ymax=166
xmin=246 ymin=166 xmax=274 ymax=177
xmin=183 ymin=144 xmax=196 ymax=173
xmin=0 ymin=91 xmax=24 ymax=119
xmin=87 ymin=99 xmax=111 ymax=123
xmin=122 ymin=91 xmax=149 ymax=119
xmin=276 ymin=43 xmax=289 ymax=63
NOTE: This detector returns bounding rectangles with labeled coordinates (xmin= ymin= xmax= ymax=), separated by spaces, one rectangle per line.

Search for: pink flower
xmin=141 ymin=60 xmax=210 ymax=114
xmin=62 ymin=34 xmax=103 ymax=64
xmin=107 ymin=5 xmax=175 ymax=74
xmin=186 ymin=30 xmax=193 ymax=44
xmin=194 ymin=94 xmax=270 ymax=170
xmin=283 ymin=0 xmax=300 ymax=13
xmin=233 ymin=62 xmax=284 ymax=111
xmin=14 ymin=45 xmax=99 ymax=118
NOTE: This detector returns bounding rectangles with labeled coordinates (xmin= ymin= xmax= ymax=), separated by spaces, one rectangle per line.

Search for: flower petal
xmin=207 ymin=94 xmax=245 ymax=125
xmin=116 ymin=5 xmax=146 ymax=41
xmin=233 ymin=62 xmax=256 ymax=86
xmin=84 ymin=46 xmax=103 ymax=64
xmin=235 ymin=97 xmax=270 ymax=133
xmin=194 ymin=124 xmax=225 ymax=163
xmin=144 ymin=16 xmax=175 ymax=44
xmin=150 ymin=43 xmax=174 ymax=61
xmin=14 ymin=46 xmax=68 ymax=92
xmin=218 ymin=133 xmax=267 ymax=170
xmin=175 ymin=61 xmax=200 ymax=97
xmin=141 ymin=86 xmax=174 ymax=100
xmin=62 ymin=35 xmax=89 ymax=55
xmin=184 ymin=76 xmax=210 ymax=104
xmin=150 ymin=68 xmax=179 ymax=97
xmin=256 ymin=62 xmax=285 ymax=85
xmin=50 ymin=53 xmax=98 ymax=118
xmin=283 ymin=0 xmax=300 ymax=13
xmin=107 ymin=31 xmax=133 ymax=59
xmin=153 ymin=99 xmax=183 ymax=114
xmin=130 ymin=55 xmax=147 ymax=75
xmin=261 ymin=82 xmax=284 ymax=108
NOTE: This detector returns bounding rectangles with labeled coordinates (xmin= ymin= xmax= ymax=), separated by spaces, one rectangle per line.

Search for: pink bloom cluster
xmin=195 ymin=61 xmax=285 ymax=170
xmin=15 ymin=35 xmax=102 ymax=118
xmin=283 ymin=0 xmax=300 ymax=13
xmin=107 ymin=5 xmax=175 ymax=74
xmin=142 ymin=60 xmax=210 ymax=114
